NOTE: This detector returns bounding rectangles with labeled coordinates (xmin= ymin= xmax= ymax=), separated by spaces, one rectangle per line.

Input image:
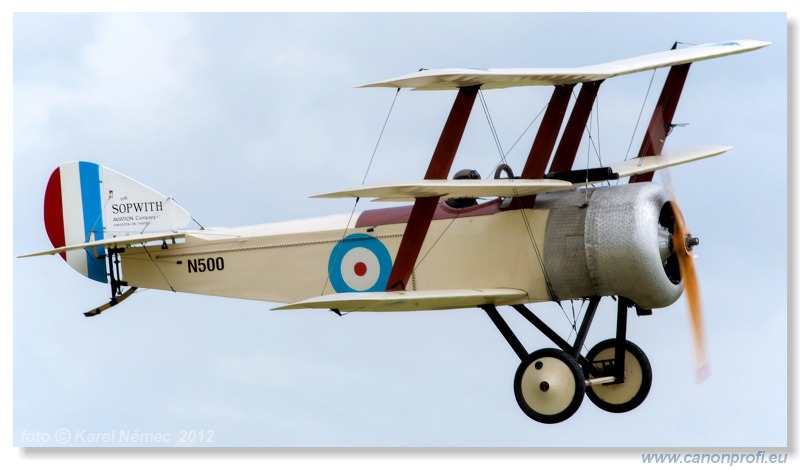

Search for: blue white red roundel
xmin=328 ymin=234 xmax=392 ymax=293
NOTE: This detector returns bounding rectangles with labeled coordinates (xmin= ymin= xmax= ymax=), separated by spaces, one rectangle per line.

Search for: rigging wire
xmin=560 ymin=299 xmax=590 ymax=355
xmin=624 ymin=68 xmax=657 ymax=161
xmin=582 ymin=97 xmax=605 ymax=191
xmin=320 ymin=88 xmax=402 ymax=296
xmin=362 ymin=88 xmax=401 ymax=185
xmin=413 ymin=91 xmax=510 ymax=277
xmin=568 ymin=87 xmax=604 ymax=184
xmin=487 ymin=98 xmax=549 ymax=176
xmin=479 ymin=90 xmax=508 ymax=167
xmin=412 ymin=213 xmax=461 ymax=273
xmin=592 ymin=96 xmax=602 ymax=167
xmin=478 ymin=89 xmax=556 ymax=298
xmin=141 ymin=244 xmax=177 ymax=292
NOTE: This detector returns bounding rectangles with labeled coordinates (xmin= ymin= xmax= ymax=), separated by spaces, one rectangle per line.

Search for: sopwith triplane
xmin=22 ymin=40 xmax=769 ymax=423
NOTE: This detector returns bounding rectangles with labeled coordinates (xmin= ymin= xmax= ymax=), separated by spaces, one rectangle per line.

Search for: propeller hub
xmin=686 ymin=235 xmax=700 ymax=251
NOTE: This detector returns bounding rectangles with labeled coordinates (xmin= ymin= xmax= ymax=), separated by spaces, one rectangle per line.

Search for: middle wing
xmin=312 ymin=145 xmax=730 ymax=201
xmin=312 ymin=179 xmax=572 ymax=202
xmin=608 ymin=145 xmax=731 ymax=179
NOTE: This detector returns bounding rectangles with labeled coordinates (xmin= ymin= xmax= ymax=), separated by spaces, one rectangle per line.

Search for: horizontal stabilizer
xmin=19 ymin=232 xmax=187 ymax=258
xmin=272 ymin=288 xmax=528 ymax=313
xmin=360 ymin=40 xmax=770 ymax=90
xmin=606 ymin=145 xmax=731 ymax=182
xmin=312 ymin=179 xmax=572 ymax=201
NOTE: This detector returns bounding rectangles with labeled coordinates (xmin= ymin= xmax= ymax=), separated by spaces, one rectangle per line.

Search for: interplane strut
xmin=386 ymin=85 xmax=480 ymax=291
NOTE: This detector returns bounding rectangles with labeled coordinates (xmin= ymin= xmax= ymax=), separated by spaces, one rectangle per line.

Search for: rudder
xmin=44 ymin=161 xmax=190 ymax=283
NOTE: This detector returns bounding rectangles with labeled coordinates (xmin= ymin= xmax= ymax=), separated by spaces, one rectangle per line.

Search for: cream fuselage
xmin=120 ymin=198 xmax=552 ymax=306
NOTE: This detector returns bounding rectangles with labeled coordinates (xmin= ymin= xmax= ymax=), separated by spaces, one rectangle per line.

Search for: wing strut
xmin=511 ymin=84 xmax=575 ymax=209
xmin=548 ymin=80 xmax=604 ymax=174
xmin=629 ymin=62 xmax=691 ymax=183
xmin=385 ymin=85 xmax=480 ymax=291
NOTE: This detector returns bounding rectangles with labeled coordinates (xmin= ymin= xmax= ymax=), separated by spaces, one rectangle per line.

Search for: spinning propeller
xmin=668 ymin=198 xmax=710 ymax=382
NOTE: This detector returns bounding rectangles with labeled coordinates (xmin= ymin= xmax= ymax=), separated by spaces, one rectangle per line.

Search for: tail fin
xmin=43 ymin=161 xmax=190 ymax=282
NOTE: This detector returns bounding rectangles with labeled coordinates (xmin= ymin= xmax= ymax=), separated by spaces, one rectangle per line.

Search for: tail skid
xmin=84 ymin=286 xmax=138 ymax=318
xmin=82 ymin=245 xmax=135 ymax=318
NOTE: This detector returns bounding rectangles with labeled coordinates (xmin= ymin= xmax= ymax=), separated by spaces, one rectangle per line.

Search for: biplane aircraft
xmin=22 ymin=39 xmax=769 ymax=424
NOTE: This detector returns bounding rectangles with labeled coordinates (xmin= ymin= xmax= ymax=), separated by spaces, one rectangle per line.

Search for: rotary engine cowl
xmin=540 ymin=182 xmax=683 ymax=310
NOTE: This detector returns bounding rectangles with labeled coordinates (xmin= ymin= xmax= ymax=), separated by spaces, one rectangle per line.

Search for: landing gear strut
xmin=481 ymin=296 xmax=652 ymax=423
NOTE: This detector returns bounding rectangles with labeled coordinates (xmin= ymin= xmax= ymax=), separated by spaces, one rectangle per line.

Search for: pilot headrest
xmin=454 ymin=169 xmax=481 ymax=180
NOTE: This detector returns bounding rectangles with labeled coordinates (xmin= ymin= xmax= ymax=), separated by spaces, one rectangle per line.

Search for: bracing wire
xmin=412 ymin=213 xmax=461 ymax=273
xmin=487 ymin=96 xmax=549 ymax=176
xmin=624 ymin=69 xmax=657 ymax=161
xmin=413 ymin=91 xmax=503 ymax=274
xmin=479 ymin=90 xmax=507 ymax=166
xmin=141 ymin=244 xmax=176 ymax=293
xmin=362 ymin=88 xmax=401 ymax=185
xmin=321 ymin=88 xmax=402 ymax=296
xmin=478 ymin=89 xmax=555 ymax=298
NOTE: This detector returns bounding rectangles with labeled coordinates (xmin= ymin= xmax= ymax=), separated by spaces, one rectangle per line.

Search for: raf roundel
xmin=328 ymin=234 xmax=392 ymax=293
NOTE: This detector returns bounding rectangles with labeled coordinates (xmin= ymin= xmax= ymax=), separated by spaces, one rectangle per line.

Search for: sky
xmin=4 ymin=3 xmax=793 ymax=464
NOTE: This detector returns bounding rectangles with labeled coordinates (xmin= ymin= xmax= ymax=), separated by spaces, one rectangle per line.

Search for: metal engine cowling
xmin=539 ymin=182 xmax=683 ymax=309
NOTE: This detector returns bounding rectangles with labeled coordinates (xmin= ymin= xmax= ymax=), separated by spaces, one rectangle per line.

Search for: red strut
xmin=512 ymin=84 xmax=574 ymax=209
xmin=386 ymin=85 xmax=480 ymax=291
xmin=629 ymin=63 xmax=691 ymax=183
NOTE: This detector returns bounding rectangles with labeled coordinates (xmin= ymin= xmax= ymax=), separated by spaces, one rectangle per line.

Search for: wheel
xmin=584 ymin=339 xmax=652 ymax=413
xmin=514 ymin=348 xmax=585 ymax=424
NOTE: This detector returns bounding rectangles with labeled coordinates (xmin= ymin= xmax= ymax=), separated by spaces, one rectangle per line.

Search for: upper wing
xmin=312 ymin=179 xmax=572 ymax=201
xmin=360 ymin=40 xmax=770 ymax=90
xmin=272 ymin=288 xmax=529 ymax=313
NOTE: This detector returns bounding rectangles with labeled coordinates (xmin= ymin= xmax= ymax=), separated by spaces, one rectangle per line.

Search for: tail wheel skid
xmin=84 ymin=247 xmax=135 ymax=317
xmin=84 ymin=286 xmax=137 ymax=318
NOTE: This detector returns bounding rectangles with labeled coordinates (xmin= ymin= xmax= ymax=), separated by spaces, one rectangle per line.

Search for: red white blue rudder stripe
xmin=44 ymin=161 xmax=191 ymax=283
xmin=44 ymin=162 xmax=107 ymax=282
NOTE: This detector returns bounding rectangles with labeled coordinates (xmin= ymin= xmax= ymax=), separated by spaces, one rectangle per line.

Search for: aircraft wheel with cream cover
xmin=514 ymin=348 xmax=585 ymax=423
xmin=584 ymin=339 xmax=652 ymax=413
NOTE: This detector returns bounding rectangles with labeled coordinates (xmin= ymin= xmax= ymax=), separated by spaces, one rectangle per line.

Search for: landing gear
xmin=483 ymin=296 xmax=653 ymax=423
xmin=514 ymin=348 xmax=585 ymax=424
xmin=584 ymin=339 xmax=652 ymax=413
